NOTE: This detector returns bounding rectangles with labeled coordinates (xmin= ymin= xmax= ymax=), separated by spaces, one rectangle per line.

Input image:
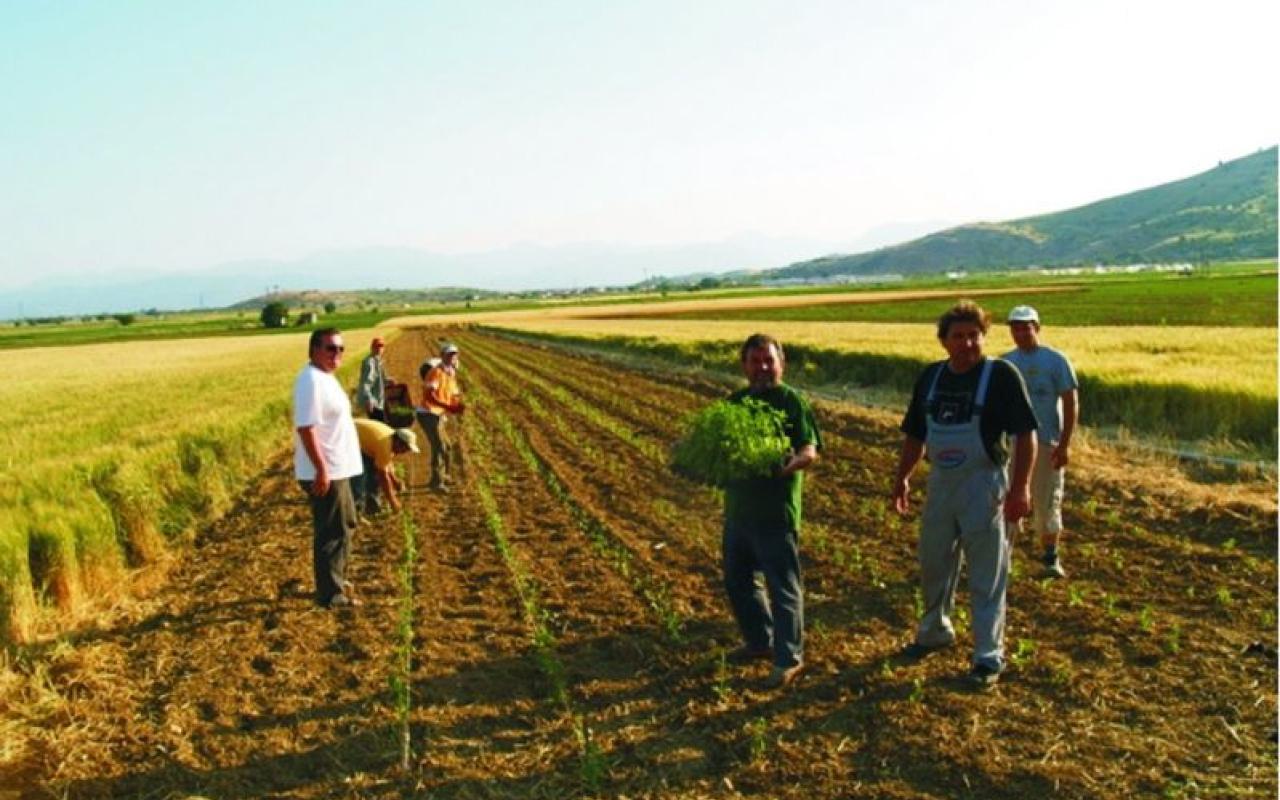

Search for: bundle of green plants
xmin=671 ymin=397 xmax=789 ymax=486
xmin=386 ymin=404 xmax=416 ymax=428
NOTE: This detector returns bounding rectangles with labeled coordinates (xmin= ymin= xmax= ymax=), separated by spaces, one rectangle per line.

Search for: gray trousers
xmin=722 ymin=520 xmax=804 ymax=668
xmin=417 ymin=411 xmax=450 ymax=485
xmin=300 ymin=478 xmax=357 ymax=604
xmin=917 ymin=468 xmax=1009 ymax=670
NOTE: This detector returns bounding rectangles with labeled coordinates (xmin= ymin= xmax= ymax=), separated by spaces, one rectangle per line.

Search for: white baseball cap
xmin=441 ymin=343 xmax=460 ymax=355
xmin=393 ymin=428 xmax=420 ymax=453
xmin=1007 ymin=305 xmax=1040 ymax=324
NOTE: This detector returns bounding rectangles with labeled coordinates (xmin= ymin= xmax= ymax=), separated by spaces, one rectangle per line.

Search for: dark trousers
xmin=300 ymin=478 xmax=357 ymax=603
xmin=722 ymin=519 xmax=804 ymax=668
xmin=353 ymin=454 xmax=382 ymax=514
xmin=369 ymin=408 xmax=387 ymax=423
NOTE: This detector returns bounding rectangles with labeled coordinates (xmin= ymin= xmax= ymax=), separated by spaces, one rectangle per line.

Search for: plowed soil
xmin=5 ymin=326 xmax=1276 ymax=799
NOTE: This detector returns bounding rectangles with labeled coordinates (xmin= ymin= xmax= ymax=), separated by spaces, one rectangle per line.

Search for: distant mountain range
xmin=4 ymin=147 xmax=1274 ymax=318
xmin=5 ymin=230 xmax=931 ymax=318
xmin=763 ymin=146 xmax=1277 ymax=281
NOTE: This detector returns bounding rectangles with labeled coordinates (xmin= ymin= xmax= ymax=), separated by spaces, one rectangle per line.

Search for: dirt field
xmin=5 ymin=326 xmax=1275 ymax=799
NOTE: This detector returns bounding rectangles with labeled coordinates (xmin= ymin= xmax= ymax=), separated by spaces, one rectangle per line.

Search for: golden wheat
xmin=488 ymin=318 xmax=1276 ymax=399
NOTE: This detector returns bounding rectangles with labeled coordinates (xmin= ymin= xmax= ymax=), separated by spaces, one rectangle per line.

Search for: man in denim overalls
xmin=891 ymin=301 xmax=1037 ymax=687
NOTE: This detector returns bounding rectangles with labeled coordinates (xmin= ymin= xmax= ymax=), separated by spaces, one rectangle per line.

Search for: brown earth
xmin=3 ymin=326 xmax=1275 ymax=799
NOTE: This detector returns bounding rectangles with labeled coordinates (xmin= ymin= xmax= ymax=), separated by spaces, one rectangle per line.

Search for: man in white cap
xmin=419 ymin=343 xmax=465 ymax=491
xmin=1002 ymin=305 xmax=1079 ymax=579
xmin=356 ymin=336 xmax=392 ymax=422
xmin=353 ymin=418 xmax=421 ymax=515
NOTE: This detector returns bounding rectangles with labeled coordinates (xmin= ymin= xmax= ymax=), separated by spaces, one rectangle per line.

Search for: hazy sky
xmin=2 ymin=0 xmax=1277 ymax=290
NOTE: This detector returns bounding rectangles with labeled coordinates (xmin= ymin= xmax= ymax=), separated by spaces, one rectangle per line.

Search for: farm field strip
xmin=449 ymin=326 xmax=1277 ymax=797
xmin=396 ymin=447 xmax=555 ymax=791
xmin=464 ymin=418 xmax=604 ymax=790
xmin=390 ymin=511 xmax=419 ymax=770
xmin=7 ymin=466 xmax=410 ymax=798
xmin=391 ymin=333 xmax=667 ymax=792
xmin=477 ymin=328 xmax=721 ymax=426
xmin=462 ymin=351 xmax=690 ymax=641
xmin=465 ymin=330 xmax=933 ymax=644
xmin=463 ymin=330 xmax=931 ymax=598
xmin=460 ymin=333 xmax=672 ymax=466
xmin=466 ymin=326 xmax=1266 ymax=651
xmin=456 ymin=334 xmax=730 ymax=602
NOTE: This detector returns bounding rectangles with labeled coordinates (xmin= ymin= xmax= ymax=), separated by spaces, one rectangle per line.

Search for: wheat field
xmin=490 ymin=318 xmax=1276 ymax=399
xmin=0 ymin=330 xmax=380 ymax=641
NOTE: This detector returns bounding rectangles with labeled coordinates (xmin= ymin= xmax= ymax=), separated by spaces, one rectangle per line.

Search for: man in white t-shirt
xmin=294 ymin=328 xmax=364 ymax=607
xmin=1002 ymin=306 xmax=1079 ymax=579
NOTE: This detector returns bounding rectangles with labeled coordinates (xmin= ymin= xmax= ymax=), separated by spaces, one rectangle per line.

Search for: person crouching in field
xmin=891 ymin=302 xmax=1037 ymax=688
xmin=353 ymin=418 xmax=420 ymax=516
xmin=722 ymin=333 xmax=821 ymax=690
xmin=1002 ymin=305 xmax=1079 ymax=579
xmin=294 ymin=328 xmax=363 ymax=609
xmin=417 ymin=344 xmax=465 ymax=492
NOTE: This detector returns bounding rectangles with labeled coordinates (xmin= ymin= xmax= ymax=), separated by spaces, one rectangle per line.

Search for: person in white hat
xmin=353 ymin=418 xmax=420 ymax=516
xmin=1002 ymin=305 xmax=1079 ymax=579
xmin=418 ymin=343 xmax=465 ymax=491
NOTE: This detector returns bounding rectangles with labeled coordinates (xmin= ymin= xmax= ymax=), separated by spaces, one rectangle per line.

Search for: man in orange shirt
xmin=417 ymin=343 xmax=465 ymax=491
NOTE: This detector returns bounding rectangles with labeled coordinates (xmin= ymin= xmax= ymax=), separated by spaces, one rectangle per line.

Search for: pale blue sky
xmin=2 ymin=0 xmax=1276 ymax=292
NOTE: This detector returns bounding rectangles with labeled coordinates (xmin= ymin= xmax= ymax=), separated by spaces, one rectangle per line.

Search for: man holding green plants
xmin=891 ymin=301 xmax=1037 ymax=688
xmin=294 ymin=327 xmax=363 ymax=609
xmin=722 ymin=333 xmax=821 ymax=690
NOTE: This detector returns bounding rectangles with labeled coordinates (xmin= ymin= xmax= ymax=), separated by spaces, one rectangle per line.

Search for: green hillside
xmin=773 ymin=146 xmax=1277 ymax=279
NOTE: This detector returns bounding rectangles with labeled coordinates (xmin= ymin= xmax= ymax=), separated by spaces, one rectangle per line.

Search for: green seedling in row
xmin=1067 ymin=585 xmax=1085 ymax=607
xmin=713 ymin=651 xmax=733 ymax=703
xmin=1164 ymin=624 xmax=1182 ymax=655
xmin=746 ymin=717 xmax=769 ymax=763
xmin=1138 ymin=605 xmax=1156 ymax=633
xmin=907 ymin=677 xmax=925 ymax=704
xmin=1103 ymin=593 xmax=1119 ymax=618
xmin=1215 ymin=586 xmax=1233 ymax=608
xmin=1220 ymin=538 xmax=1237 ymax=551
xmin=1010 ymin=638 xmax=1037 ymax=667
xmin=1049 ymin=661 xmax=1073 ymax=687
xmin=810 ymin=617 xmax=828 ymax=641
xmin=576 ymin=719 xmax=610 ymax=793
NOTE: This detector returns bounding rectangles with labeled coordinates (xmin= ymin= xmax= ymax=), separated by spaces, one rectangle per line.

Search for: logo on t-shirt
xmin=934 ymin=448 xmax=967 ymax=468
xmin=931 ymin=391 xmax=974 ymax=425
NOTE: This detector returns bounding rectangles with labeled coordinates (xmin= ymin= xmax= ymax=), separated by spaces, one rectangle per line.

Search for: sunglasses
xmin=324 ymin=344 xmax=345 ymax=353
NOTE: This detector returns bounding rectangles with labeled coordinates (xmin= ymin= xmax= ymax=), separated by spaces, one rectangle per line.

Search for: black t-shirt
xmin=900 ymin=358 xmax=1037 ymax=466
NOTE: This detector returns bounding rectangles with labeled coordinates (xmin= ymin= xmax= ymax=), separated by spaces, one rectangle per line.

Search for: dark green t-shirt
xmin=723 ymin=383 xmax=822 ymax=532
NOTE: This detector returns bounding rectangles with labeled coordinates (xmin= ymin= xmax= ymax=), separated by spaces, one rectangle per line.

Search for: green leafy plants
xmin=671 ymin=397 xmax=789 ymax=486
